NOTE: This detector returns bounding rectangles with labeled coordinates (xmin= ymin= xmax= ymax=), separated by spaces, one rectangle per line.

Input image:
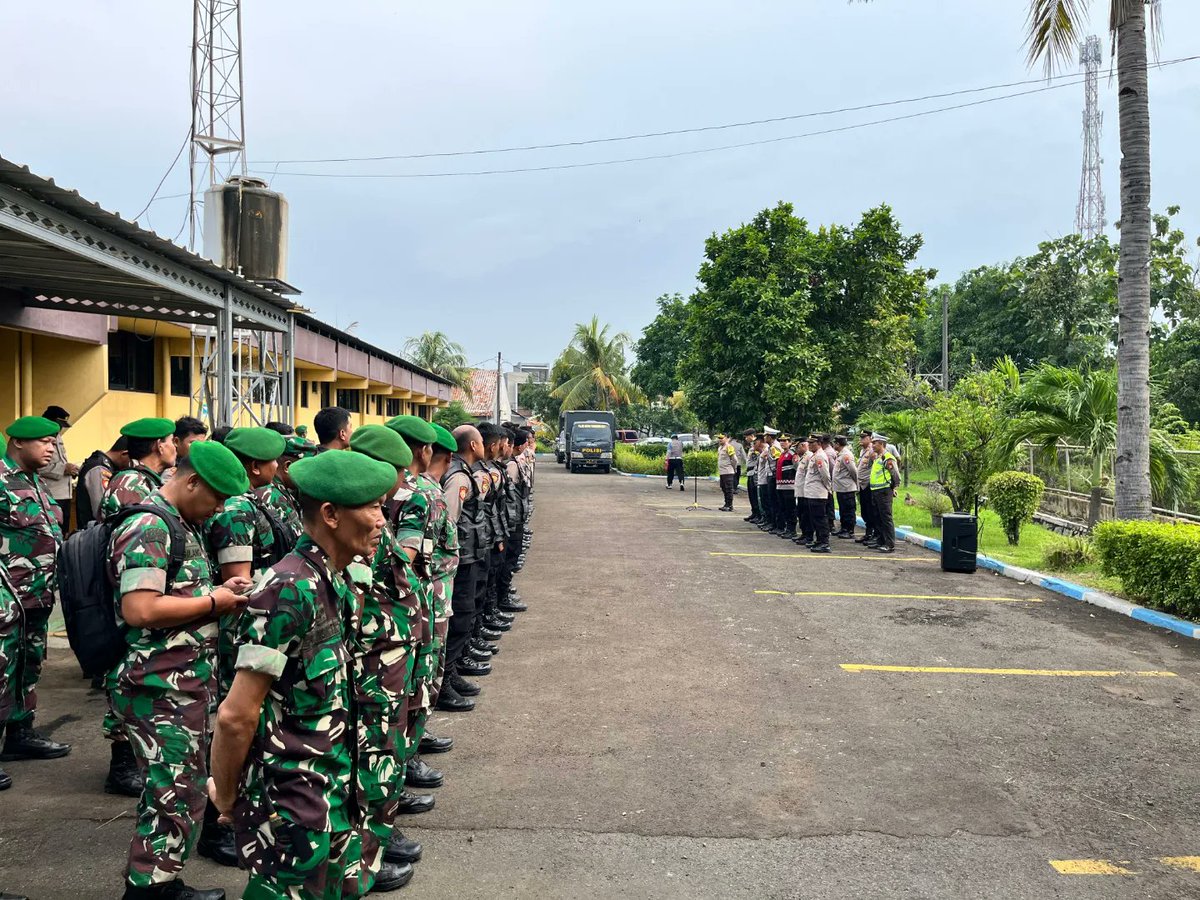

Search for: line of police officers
xmin=741 ymin=427 xmax=900 ymax=553
xmin=0 ymin=408 xmax=536 ymax=899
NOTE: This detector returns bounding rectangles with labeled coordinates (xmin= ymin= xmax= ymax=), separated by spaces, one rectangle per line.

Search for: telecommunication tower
xmin=1075 ymin=35 xmax=1105 ymax=239
xmin=189 ymin=0 xmax=248 ymax=249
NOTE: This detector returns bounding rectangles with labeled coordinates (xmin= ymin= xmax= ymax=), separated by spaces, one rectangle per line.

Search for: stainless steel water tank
xmin=203 ymin=176 xmax=289 ymax=283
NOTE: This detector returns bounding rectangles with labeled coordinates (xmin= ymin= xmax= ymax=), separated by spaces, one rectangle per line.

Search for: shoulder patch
xmin=459 ymin=485 xmax=469 ymax=501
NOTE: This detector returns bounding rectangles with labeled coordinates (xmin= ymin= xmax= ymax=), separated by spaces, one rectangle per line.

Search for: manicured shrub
xmin=984 ymin=471 xmax=1045 ymax=546
xmin=917 ymin=488 xmax=953 ymax=524
xmin=1093 ymin=520 xmax=1200 ymax=619
xmin=1042 ymin=537 xmax=1095 ymax=571
xmin=683 ymin=450 xmax=717 ymax=477
xmin=628 ymin=443 xmax=668 ymax=459
xmin=613 ymin=444 xmax=663 ymax=474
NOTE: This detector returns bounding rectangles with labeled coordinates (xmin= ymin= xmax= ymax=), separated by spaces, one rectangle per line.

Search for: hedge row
xmin=1093 ymin=520 xmax=1200 ymax=619
xmin=613 ymin=445 xmax=717 ymax=477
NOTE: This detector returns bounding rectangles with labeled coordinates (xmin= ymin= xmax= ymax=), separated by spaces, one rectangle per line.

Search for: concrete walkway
xmin=2 ymin=466 xmax=1199 ymax=898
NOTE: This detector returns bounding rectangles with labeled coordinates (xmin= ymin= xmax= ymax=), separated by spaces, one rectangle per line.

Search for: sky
xmin=4 ymin=1 xmax=1200 ymax=371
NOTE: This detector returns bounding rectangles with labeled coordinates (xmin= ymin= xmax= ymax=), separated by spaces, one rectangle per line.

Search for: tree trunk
xmin=1113 ymin=7 xmax=1153 ymax=519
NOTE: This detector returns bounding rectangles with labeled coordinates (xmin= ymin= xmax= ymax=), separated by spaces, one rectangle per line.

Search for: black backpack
xmin=246 ymin=493 xmax=296 ymax=569
xmin=58 ymin=504 xmax=186 ymax=677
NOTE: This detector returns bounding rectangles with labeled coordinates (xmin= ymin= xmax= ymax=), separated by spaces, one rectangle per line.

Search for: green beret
xmin=295 ymin=425 xmax=308 ymax=436
xmin=282 ymin=436 xmax=317 ymax=459
xmin=385 ymin=415 xmax=437 ymax=444
xmin=6 ymin=416 xmax=61 ymax=440
xmin=430 ymin=422 xmax=457 ymax=453
xmin=351 ymin=424 xmax=413 ymax=469
xmin=224 ymin=427 xmax=287 ymax=462
xmin=120 ymin=417 xmax=175 ymax=440
xmin=188 ymin=440 xmax=251 ymax=497
xmin=290 ymin=447 xmax=397 ymax=506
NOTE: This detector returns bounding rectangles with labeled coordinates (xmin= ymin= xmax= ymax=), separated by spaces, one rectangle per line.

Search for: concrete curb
xmin=613 ymin=468 xmax=721 ymax=483
xmin=894 ymin=525 xmax=1200 ymax=640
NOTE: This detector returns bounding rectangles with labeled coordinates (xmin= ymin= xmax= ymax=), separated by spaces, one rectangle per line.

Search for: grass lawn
xmin=892 ymin=480 xmax=1124 ymax=597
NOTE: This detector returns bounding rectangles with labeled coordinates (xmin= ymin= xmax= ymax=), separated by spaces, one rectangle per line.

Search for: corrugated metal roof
xmin=295 ymin=313 xmax=452 ymax=387
xmin=0 ymin=154 xmax=299 ymax=313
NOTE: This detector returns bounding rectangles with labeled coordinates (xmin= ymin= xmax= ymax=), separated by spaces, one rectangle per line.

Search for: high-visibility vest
xmin=869 ymin=452 xmax=897 ymax=489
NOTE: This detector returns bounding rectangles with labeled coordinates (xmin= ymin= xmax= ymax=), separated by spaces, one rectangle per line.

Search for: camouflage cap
xmin=224 ymin=426 xmax=287 ymax=462
xmin=120 ymin=417 xmax=175 ymax=440
xmin=351 ymin=424 xmax=413 ymax=469
xmin=189 ymin=440 xmax=251 ymax=498
xmin=290 ymin=447 xmax=397 ymax=506
xmin=430 ymin=422 xmax=457 ymax=453
xmin=6 ymin=416 xmax=61 ymax=440
xmin=385 ymin=414 xmax=437 ymax=444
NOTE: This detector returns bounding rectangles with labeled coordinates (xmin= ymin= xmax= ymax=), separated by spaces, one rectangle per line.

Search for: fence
xmin=1019 ymin=441 xmax=1200 ymax=525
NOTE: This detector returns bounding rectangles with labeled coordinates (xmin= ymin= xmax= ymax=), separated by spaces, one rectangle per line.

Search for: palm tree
xmin=551 ymin=317 xmax=643 ymax=411
xmin=403 ymin=331 xmax=472 ymax=397
xmin=1004 ymin=365 xmax=1185 ymax=526
xmin=1025 ymin=1 xmax=1157 ymax=520
xmin=874 ymin=409 xmax=922 ymax=487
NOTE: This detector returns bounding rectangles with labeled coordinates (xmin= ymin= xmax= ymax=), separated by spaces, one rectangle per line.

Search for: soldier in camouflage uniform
xmin=99 ymin=417 xmax=179 ymax=521
xmin=344 ymin=425 xmax=418 ymax=894
xmin=262 ymin=436 xmax=314 ymax=544
xmin=0 ymin=416 xmax=69 ymax=763
xmin=385 ymin=416 xmax=443 ymax=796
xmin=418 ymin=423 xmax=460 ymax=755
xmin=108 ymin=441 xmax=251 ymax=899
xmin=0 ymin=560 xmax=23 ymax=790
xmin=209 ymin=449 xmax=395 ymax=900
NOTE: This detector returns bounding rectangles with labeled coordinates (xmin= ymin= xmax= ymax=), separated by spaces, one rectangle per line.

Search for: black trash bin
xmin=941 ymin=513 xmax=978 ymax=573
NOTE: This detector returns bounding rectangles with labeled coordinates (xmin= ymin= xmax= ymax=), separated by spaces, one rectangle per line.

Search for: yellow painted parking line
xmin=842 ymin=664 xmax=1177 ymax=678
xmin=1159 ymin=857 xmax=1200 ymax=872
xmin=710 ymin=552 xmax=936 ymax=562
xmin=1050 ymin=860 xmax=1135 ymax=875
xmin=755 ymin=590 xmax=1042 ymax=603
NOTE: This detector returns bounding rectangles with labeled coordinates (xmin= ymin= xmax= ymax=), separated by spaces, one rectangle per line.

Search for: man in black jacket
xmin=75 ymin=437 xmax=129 ymax=530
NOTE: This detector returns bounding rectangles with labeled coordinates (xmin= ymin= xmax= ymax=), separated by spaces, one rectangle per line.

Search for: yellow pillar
xmin=157 ymin=338 xmax=170 ymax=418
xmin=19 ymin=332 xmax=33 ymax=416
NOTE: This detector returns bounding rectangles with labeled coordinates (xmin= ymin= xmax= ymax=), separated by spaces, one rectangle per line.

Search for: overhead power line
xmin=249 ymin=79 xmax=1092 ymax=181
xmin=247 ymin=54 xmax=1199 ymax=166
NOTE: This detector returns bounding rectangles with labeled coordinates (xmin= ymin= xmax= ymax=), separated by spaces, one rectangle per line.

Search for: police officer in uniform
xmin=742 ymin=431 xmax=761 ymax=523
xmin=868 ymin=433 xmax=901 ymax=553
xmin=772 ymin=435 xmax=796 ymax=537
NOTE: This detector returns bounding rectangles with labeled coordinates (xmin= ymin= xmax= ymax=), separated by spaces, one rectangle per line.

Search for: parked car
xmin=635 ymin=436 xmax=670 ymax=447
xmin=555 ymin=430 xmax=566 ymax=463
xmin=675 ymin=433 xmax=713 ymax=449
xmin=615 ymin=429 xmax=639 ymax=444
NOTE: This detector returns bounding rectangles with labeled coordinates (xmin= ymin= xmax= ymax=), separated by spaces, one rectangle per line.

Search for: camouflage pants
xmin=427 ymin=570 xmax=454 ymax=709
xmin=114 ymin=686 xmax=208 ymax=886
xmin=240 ymin=824 xmax=356 ymax=900
xmin=0 ymin=603 xmax=21 ymax=723
xmin=8 ymin=606 xmax=49 ymax=725
xmin=408 ymin=616 xmax=446 ymax=749
xmin=344 ymin=699 xmax=401 ymax=897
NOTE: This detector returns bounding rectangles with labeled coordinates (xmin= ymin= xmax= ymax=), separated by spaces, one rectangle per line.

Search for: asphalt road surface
xmin=2 ymin=464 xmax=1200 ymax=899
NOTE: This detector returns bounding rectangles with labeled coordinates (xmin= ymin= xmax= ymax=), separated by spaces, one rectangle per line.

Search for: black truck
xmin=559 ymin=410 xmax=616 ymax=473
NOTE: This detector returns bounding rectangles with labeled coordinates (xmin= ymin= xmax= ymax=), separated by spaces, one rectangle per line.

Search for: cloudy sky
xmin=4 ymin=2 xmax=1199 ymax=370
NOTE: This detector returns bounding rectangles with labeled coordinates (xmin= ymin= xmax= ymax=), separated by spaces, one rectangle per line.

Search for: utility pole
xmin=941 ymin=289 xmax=949 ymax=392
xmin=189 ymin=0 xmax=248 ymax=250
xmin=1075 ymin=35 xmax=1106 ymax=239
xmin=495 ymin=352 xmax=502 ymax=423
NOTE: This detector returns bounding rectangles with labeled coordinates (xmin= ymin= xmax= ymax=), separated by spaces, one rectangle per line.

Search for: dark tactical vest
xmin=443 ymin=457 xmax=485 ymax=565
xmin=503 ymin=459 xmax=524 ymax=535
xmin=476 ymin=459 xmax=501 ymax=547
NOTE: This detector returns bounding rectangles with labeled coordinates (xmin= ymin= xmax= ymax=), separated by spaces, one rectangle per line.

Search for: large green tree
xmin=550 ymin=317 xmax=643 ymax=411
xmin=678 ymin=202 xmax=932 ymax=431
xmin=631 ymin=293 xmax=690 ymax=400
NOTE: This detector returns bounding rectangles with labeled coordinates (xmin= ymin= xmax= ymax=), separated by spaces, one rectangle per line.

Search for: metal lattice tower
xmin=189 ymin=0 xmax=248 ymax=249
xmin=1075 ymin=35 xmax=1106 ymax=239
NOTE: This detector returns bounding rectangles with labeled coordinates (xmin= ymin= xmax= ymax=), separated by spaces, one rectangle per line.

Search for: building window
xmin=385 ymin=398 xmax=401 ymax=417
xmin=169 ymin=357 xmax=191 ymax=397
xmin=336 ymin=389 xmax=361 ymax=413
xmin=300 ymin=380 xmax=308 ymax=408
xmin=108 ymin=331 xmax=155 ymax=393
xmin=320 ymin=382 xmax=331 ymax=408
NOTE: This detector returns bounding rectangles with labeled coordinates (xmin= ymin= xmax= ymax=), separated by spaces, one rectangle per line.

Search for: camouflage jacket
xmin=233 ymin=535 xmax=362 ymax=833
xmin=0 ymin=454 xmax=64 ymax=610
xmin=206 ymin=487 xmax=282 ymax=579
xmin=424 ymin=472 xmax=458 ymax=579
xmin=263 ymin=481 xmax=303 ymax=543
xmin=99 ymin=463 xmax=164 ymax=522
xmin=107 ymin=492 xmax=217 ymax=697
xmin=0 ymin=560 xmax=21 ymax=634
xmin=346 ymin=519 xmax=417 ymax=711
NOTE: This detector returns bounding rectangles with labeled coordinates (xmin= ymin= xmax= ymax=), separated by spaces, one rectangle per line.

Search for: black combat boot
xmin=405 ymin=756 xmax=444 ymax=789
xmin=394 ymin=790 xmax=435 ymax=815
xmin=419 ymin=733 xmax=453 ymax=754
xmin=1 ymin=721 xmax=70 ymax=760
xmin=435 ymin=681 xmax=476 ymax=712
xmin=371 ymin=862 xmax=414 ymax=892
xmin=122 ymin=880 xmax=225 ymax=899
xmin=196 ymin=800 xmax=239 ymax=867
xmin=457 ymin=656 xmax=492 ymax=678
xmin=385 ymin=831 xmax=423 ymax=864
xmin=104 ymin=740 xmax=144 ymax=797
xmin=0 ymin=765 xmax=11 ymax=791
xmin=449 ymin=673 xmax=481 ymax=696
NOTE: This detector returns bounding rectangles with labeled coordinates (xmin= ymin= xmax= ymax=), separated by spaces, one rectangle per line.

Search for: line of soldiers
xmin=742 ymin=428 xmax=900 ymax=553
xmin=0 ymin=407 xmax=536 ymax=899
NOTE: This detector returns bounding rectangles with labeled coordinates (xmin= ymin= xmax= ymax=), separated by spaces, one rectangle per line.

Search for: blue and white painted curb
xmin=895 ymin=525 xmax=1200 ymax=640
xmin=613 ymin=469 xmax=721 ymax=483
